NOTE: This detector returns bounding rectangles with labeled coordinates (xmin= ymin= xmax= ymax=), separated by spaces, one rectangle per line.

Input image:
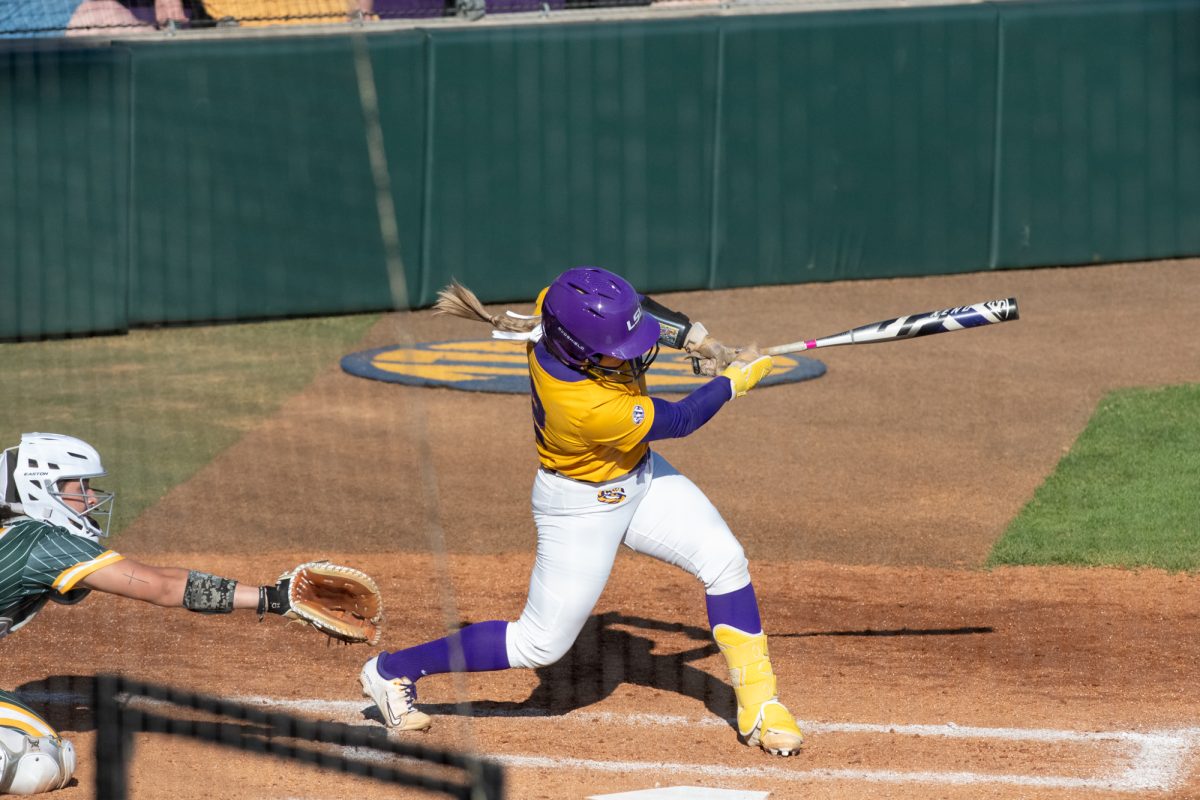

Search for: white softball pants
xmin=505 ymin=451 xmax=751 ymax=669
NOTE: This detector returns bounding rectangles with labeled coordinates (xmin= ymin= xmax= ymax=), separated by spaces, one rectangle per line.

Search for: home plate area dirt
xmin=9 ymin=555 xmax=1200 ymax=799
xmin=7 ymin=260 xmax=1200 ymax=799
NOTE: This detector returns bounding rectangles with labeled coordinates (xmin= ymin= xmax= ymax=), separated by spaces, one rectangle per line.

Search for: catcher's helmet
xmin=541 ymin=267 xmax=660 ymax=380
xmin=1 ymin=433 xmax=114 ymax=540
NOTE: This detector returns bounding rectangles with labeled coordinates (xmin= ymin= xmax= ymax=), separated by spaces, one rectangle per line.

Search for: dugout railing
xmin=93 ymin=674 xmax=504 ymax=799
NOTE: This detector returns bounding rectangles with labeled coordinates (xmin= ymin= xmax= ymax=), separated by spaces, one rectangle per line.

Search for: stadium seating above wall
xmin=0 ymin=0 xmax=641 ymax=38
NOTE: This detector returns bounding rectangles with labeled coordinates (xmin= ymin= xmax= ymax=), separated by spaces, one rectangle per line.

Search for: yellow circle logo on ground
xmin=341 ymin=340 xmax=825 ymax=394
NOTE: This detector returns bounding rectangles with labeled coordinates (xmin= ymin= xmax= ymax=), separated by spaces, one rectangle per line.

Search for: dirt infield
xmin=8 ymin=259 xmax=1200 ymax=798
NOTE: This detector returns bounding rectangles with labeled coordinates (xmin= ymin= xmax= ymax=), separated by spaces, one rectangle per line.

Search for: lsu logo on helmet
xmin=597 ymin=488 xmax=627 ymax=505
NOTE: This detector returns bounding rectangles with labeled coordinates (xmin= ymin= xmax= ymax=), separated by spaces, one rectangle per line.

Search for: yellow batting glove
xmin=721 ymin=346 xmax=773 ymax=399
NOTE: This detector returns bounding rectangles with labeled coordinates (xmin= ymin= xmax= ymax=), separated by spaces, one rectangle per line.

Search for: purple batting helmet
xmin=541 ymin=267 xmax=661 ymax=379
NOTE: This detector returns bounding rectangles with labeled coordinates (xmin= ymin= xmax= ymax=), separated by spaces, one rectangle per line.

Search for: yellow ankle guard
xmin=714 ymin=624 xmax=804 ymax=754
xmin=714 ymin=624 xmax=777 ymax=735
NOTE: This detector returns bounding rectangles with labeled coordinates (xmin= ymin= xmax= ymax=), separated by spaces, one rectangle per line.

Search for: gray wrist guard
xmin=183 ymin=570 xmax=238 ymax=614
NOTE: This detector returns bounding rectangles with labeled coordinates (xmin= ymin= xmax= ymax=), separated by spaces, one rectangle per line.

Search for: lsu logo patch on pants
xmin=597 ymin=488 xmax=627 ymax=505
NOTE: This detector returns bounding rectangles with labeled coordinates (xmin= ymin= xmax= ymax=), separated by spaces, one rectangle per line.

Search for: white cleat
xmin=359 ymin=655 xmax=433 ymax=732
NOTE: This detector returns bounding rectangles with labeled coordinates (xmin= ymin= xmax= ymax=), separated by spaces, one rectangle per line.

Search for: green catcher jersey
xmin=0 ymin=517 xmax=123 ymax=639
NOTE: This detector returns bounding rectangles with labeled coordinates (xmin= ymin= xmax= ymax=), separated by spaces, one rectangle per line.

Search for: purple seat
xmin=373 ymin=0 xmax=565 ymax=18
xmin=126 ymin=1 xmax=195 ymax=24
xmin=373 ymin=0 xmax=450 ymax=18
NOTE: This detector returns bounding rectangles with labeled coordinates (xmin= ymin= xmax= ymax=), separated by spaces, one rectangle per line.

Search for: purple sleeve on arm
xmin=644 ymin=378 xmax=732 ymax=441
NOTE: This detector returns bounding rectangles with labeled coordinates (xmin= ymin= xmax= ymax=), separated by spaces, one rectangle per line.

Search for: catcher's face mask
xmin=54 ymin=478 xmax=114 ymax=537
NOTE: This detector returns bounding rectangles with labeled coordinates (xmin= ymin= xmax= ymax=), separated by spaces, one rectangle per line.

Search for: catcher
xmin=0 ymin=432 xmax=382 ymax=795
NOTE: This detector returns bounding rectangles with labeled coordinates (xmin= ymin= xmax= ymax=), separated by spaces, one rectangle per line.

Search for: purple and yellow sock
xmin=377 ymin=620 xmax=510 ymax=682
xmin=705 ymin=582 xmax=763 ymax=635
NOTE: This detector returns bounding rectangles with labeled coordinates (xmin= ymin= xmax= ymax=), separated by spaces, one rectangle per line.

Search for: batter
xmin=360 ymin=266 xmax=804 ymax=756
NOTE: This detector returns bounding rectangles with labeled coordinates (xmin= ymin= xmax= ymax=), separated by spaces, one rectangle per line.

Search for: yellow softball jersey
xmin=528 ymin=291 xmax=655 ymax=483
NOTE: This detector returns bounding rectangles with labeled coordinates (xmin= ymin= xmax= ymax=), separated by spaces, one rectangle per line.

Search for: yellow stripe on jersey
xmin=52 ymin=550 xmax=124 ymax=593
xmin=0 ymin=702 xmax=56 ymax=737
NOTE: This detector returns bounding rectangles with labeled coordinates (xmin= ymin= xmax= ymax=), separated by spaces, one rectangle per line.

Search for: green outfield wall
xmin=0 ymin=44 xmax=131 ymax=338
xmin=995 ymin=0 xmax=1200 ymax=267
xmin=2 ymin=0 xmax=1198 ymax=339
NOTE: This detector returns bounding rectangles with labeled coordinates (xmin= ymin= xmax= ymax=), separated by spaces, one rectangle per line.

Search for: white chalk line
xmin=23 ymin=690 xmax=1200 ymax=792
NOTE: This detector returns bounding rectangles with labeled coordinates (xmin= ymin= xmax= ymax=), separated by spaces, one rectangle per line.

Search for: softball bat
xmin=764 ymin=297 xmax=1019 ymax=356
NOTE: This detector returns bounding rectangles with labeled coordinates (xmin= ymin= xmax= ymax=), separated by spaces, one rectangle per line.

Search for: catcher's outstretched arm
xmin=80 ymin=556 xmax=383 ymax=644
xmin=81 ymin=558 xmax=260 ymax=611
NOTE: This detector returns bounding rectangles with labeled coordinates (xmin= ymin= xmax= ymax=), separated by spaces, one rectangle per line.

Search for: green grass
xmin=1 ymin=315 xmax=377 ymax=538
xmin=988 ymin=383 xmax=1200 ymax=571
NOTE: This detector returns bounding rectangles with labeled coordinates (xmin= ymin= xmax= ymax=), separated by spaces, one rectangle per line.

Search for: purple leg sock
xmin=705 ymin=583 xmax=763 ymax=634
xmin=378 ymin=620 xmax=510 ymax=682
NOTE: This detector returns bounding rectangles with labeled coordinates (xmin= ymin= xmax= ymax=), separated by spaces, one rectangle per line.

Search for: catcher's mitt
xmin=260 ymin=561 xmax=383 ymax=645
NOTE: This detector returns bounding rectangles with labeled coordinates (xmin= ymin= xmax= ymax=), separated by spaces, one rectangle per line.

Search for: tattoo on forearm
xmin=182 ymin=570 xmax=238 ymax=614
xmin=123 ymin=568 xmax=149 ymax=587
